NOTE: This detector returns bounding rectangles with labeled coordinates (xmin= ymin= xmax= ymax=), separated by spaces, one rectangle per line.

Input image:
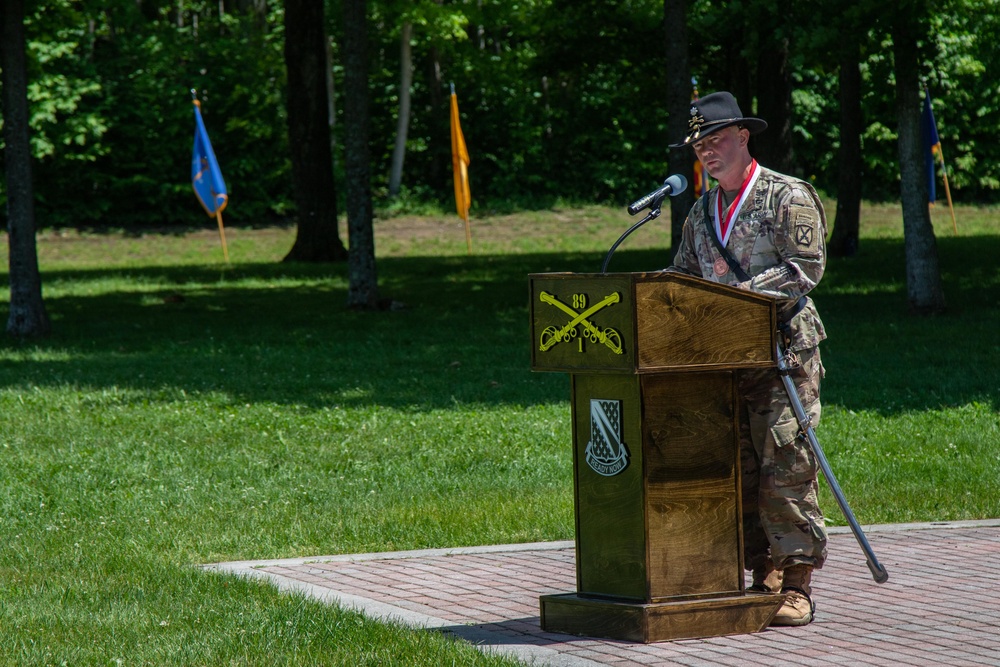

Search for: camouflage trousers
xmin=738 ymin=346 xmax=828 ymax=572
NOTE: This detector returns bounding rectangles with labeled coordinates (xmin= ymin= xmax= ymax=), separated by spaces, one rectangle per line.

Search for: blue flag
xmin=921 ymin=90 xmax=941 ymax=204
xmin=192 ymin=99 xmax=228 ymax=216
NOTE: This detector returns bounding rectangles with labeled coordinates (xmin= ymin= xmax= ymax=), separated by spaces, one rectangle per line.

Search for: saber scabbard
xmin=776 ymin=341 xmax=889 ymax=584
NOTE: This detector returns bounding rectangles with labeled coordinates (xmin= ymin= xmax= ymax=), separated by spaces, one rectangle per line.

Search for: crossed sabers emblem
xmin=538 ymin=291 xmax=623 ymax=355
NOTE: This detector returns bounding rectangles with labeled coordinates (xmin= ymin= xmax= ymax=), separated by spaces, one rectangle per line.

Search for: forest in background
xmin=0 ymin=0 xmax=996 ymax=229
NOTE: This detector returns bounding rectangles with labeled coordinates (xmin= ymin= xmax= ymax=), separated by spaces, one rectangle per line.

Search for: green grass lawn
xmin=1 ymin=200 xmax=998 ymax=664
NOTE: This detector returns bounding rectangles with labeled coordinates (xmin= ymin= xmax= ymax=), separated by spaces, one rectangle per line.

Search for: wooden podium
xmin=529 ymin=271 xmax=785 ymax=642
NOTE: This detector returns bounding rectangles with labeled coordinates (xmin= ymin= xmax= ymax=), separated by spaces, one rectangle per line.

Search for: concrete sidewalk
xmin=204 ymin=520 xmax=1000 ymax=667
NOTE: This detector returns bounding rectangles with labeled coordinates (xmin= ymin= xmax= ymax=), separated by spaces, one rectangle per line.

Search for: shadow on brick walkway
xmin=204 ymin=520 xmax=1000 ymax=667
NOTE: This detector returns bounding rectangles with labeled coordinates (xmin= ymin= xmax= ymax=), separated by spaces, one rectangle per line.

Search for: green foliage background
xmin=1 ymin=0 xmax=999 ymax=228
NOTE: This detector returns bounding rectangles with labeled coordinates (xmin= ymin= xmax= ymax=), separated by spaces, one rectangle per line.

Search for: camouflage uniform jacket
xmin=669 ymin=166 xmax=828 ymax=352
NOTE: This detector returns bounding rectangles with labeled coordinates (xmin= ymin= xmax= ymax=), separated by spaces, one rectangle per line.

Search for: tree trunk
xmin=664 ymin=0 xmax=694 ymax=261
xmin=342 ymin=0 xmax=379 ymax=308
xmin=426 ymin=0 xmax=447 ymax=195
xmin=388 ymin=20 xmax=413 ymax=197
xmin=1 ymin=0 xmax=51 ymax=337
xmin=753 ymin=35 xmax=793 ymax=173
xmin=893 ymin=15 xmax=946 ymax=314
xmin=829 ymin=46 xmax=862 ymax=257
xmin=723 ymin=27 xmax=752 ymax=115
xmin=282 ymin=0 xmax=348 ymax=262
xmin=325 ymin=35 xmax=338 ymax=177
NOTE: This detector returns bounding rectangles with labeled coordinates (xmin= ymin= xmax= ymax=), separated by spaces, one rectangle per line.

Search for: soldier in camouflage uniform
xmin=666 ymin=91 xmax=827 ymax=626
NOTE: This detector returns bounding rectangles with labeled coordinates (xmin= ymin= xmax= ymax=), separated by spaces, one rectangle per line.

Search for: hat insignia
xmin=688 ymin=106 xmax=705 ymax=136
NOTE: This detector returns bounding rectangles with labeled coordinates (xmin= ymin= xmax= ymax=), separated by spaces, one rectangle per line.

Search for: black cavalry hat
xmin=669 ymin=91 xmax=768 ymax=148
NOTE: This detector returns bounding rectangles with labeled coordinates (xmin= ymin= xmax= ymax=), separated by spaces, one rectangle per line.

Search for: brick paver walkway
xmin=205 ymin=520 xmax=1000 ymax=667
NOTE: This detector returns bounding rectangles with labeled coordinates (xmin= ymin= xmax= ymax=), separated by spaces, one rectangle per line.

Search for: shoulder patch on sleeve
xmin=789 ymin=203 xmax=822 ymax=257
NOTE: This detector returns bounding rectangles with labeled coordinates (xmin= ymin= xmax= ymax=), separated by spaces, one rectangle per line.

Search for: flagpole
xmin=937 ymin=148 xmax=958 ymax=235
xmin=464 ymin=211 xmax=472 ymax=255
xmin=215 ymin=211 xmax=230 ymax=263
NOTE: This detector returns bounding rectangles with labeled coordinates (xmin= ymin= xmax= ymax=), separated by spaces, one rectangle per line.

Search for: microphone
xmin=626 ymin=174 xmax=688 ymax=215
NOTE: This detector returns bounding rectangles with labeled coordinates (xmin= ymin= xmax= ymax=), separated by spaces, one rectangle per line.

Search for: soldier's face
xmin=692 ymin=126 xmax=750 ymax=187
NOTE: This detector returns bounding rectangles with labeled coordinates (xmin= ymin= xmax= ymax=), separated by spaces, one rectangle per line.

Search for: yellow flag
xmin=450 ymin=86 xmax=471 ymax=221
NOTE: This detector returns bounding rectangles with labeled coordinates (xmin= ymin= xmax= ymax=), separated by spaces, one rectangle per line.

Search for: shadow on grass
xmin=1 ymin=237 xmax=998 ymax=415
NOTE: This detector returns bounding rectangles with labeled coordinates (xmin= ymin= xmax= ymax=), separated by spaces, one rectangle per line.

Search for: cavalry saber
xmin=775 ymin=342 xmax=890 ymax=584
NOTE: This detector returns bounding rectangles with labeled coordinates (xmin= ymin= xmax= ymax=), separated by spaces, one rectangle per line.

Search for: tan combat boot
xmin=747 ymin=558 xmax=783 ymax=594
xmin=771 ymin=564 xmax=815 ymax=626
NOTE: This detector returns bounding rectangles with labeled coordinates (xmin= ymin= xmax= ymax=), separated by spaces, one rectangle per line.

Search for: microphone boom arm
xmin=601 ymin=198 xmax=664 ymax=274
xmin=603 ymin=173 xmax=687 ymax=273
